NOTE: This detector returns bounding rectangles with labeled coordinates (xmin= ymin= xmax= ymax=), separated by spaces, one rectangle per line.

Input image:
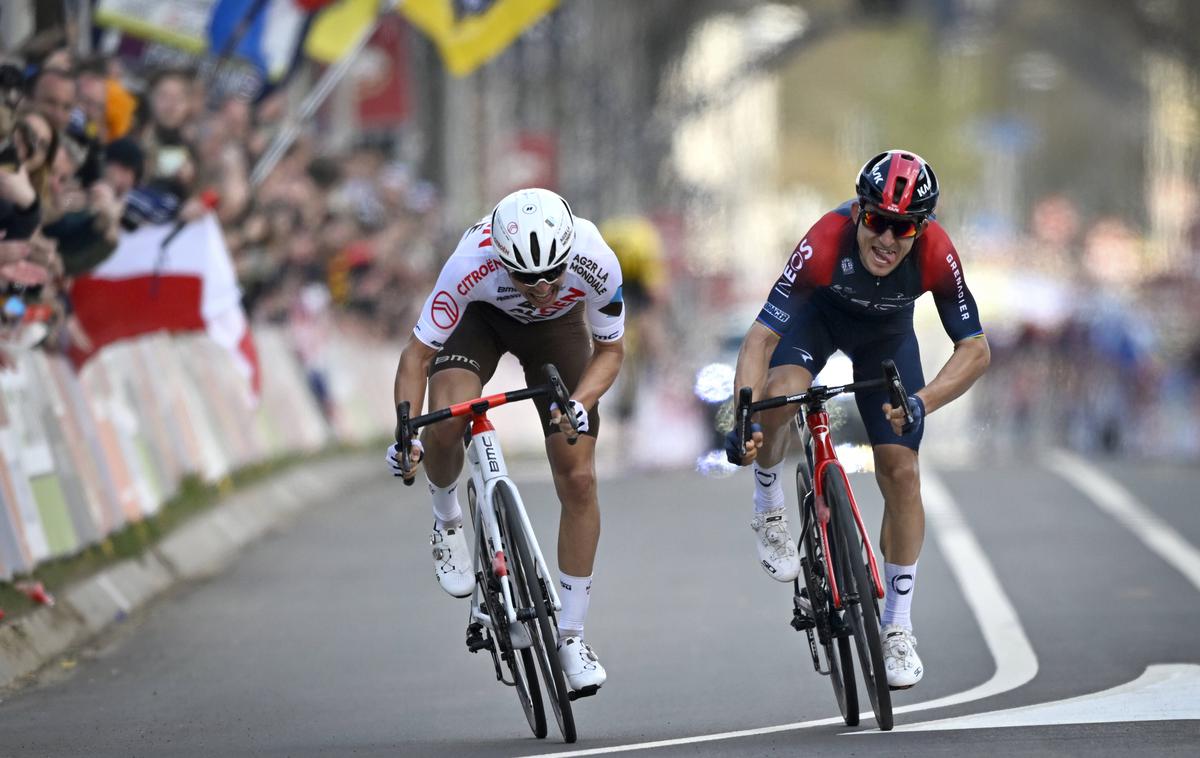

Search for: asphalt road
xmin=1 ymin=450 xmax=1199 ymax=756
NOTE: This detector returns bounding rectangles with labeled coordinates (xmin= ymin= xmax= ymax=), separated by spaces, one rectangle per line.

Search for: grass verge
xmin=0 ymin=442 xmax=375 ymax=623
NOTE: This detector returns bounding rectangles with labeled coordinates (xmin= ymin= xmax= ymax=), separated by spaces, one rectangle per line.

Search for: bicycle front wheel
xmin=497 ymin=481 xmax=578 ymax=744
xmin=797 ymin=461 xmax=858 ymax=726
xmin=471 ymin=480 xmax=546 ymax=738
xmin=824 ymin=469 xmax=893 ymax=731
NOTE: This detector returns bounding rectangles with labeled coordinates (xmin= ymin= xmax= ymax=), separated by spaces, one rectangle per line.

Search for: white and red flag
xmin=67 ymin=213 xmax=261 ymax=399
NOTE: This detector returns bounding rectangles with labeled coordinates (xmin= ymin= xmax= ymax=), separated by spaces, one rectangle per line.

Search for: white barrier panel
xmin=0 ymin=326 xmax=395 ymax=581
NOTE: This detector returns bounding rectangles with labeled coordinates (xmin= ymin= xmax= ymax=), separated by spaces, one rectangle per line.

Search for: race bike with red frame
xmin=734 ymin=359 xmax=914 ymax=731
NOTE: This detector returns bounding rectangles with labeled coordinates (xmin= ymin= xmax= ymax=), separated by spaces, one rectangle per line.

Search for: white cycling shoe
xmin=557 ymin=636 xmax=606 ymax=693
xmin=751 ymin=507 xmax=800 ymax=582
xmin=881 ymin=625 xmax=923 ymax=689
xmin=430 ymin=522 xmax=474 ymax=598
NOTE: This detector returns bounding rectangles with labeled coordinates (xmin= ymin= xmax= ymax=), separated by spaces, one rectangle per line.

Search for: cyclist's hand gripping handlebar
xmin=726 ymin=386 xmax=760 ymax=465
xmin=544 ymin=363 xmax=579 ymax=445
xmin=394 ymin=401 xmax=416 ymax=486
xmin=882 ymin=359 xmax=919 ymax=435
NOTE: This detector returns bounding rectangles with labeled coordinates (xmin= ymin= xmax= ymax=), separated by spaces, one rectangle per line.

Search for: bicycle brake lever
xmin=396 ymin=401 xmax=416 ymax=486
xmin=881 ymin=359 xmax=914 ymax=429
xmin=737 ymin=386 xmax=753 ymax=457
xmin=543 ymin=363 xmax=579 ymax=446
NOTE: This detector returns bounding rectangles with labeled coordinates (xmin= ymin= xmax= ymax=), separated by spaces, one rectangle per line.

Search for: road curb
xmin=0 ymin=453 xmax=375 ymax=691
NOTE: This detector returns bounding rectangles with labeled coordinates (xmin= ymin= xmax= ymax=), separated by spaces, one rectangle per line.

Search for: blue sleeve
xmin=933 ymin=285 xmax=984 ymax=342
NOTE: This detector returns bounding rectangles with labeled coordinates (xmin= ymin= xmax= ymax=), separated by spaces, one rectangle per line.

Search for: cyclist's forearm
xmin=733 ymin=322 xmax=781 ymax=399
xmin=394 ymin=335 xmax=437 ymax=415
xmin=917 ymin=334 xmax=991 ymax=415
xmin=573 ymin=340 xmax=624 ymax=409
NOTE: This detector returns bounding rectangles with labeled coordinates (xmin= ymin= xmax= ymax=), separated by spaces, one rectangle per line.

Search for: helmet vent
xmin=512 ymin=243 xmax=527 ymax=268
xmin=892 ymin=177 xmax=909 ymax=205
xmin=528 ymin=233 xmax=541 ymax=267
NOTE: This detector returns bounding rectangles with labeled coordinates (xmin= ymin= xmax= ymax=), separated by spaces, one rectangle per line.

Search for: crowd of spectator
xmin=970 ymin=211 xmax=1200 ymax=461
xmin=0 ymin=39 xmax=445 ymax=382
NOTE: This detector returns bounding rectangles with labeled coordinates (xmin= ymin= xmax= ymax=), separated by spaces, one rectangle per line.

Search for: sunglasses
xmin=508 ymin=261 xmax=568 ymax=286
xmin=859 ymin=209 xmax=921 ymax=239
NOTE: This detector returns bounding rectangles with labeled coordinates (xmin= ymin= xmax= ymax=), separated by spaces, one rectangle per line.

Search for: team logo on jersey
xmin=793 ymin=347 xmax=814 ymax=364
xmin=457 ymin=259 xmax=502 ymax=295
xmin=508 ymin=286 xmax=587 ymax=321
xmin=841 ymin=257 xmax=854 ymax=275
xmin=431 ymin=291 xmax=460 ymax=329
xmin=762 ymin=302 xmax=790 ymax=324
xmin=571 ymin=254 xmax=609 ymax=295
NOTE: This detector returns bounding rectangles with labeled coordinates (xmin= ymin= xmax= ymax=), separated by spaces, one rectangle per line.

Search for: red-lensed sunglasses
xmin=859 ymin=208 xmax=921 ymax=239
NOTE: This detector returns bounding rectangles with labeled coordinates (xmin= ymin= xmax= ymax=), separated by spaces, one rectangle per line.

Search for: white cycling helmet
xmin=490 ymin=188 xmax=576 ymax=274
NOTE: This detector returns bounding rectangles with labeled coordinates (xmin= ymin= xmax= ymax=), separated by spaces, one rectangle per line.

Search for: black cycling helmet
xmin=856 ymin=149 xmax=939 ymax=219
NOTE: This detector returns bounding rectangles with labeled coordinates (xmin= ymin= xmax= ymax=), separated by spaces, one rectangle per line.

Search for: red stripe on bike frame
xmin=471 ymin=415 xmax=496 ymax=435
xmin=493 ymin=550 xmax=508 ymax=577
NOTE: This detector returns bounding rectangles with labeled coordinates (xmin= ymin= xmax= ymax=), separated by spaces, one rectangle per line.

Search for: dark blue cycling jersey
xmin=756 ymin=201 xmax=983 ymax=342
xmin=756 ymin=201 xmax=985 ymax=450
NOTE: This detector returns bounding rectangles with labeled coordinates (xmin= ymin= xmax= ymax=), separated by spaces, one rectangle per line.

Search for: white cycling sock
xmin=752 ymin=461 xmax=786 ymax=512
xmin=881 ymin=561 xmax=917 ymax=630
xmin=428 ymin=478 xmax=462 ymax=528
xmin=556 ymin=571 xmax=592 ymax=640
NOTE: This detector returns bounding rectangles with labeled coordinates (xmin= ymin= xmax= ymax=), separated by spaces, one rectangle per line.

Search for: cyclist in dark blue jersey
xmin=726 ymin=150 xmax=991 ymax=690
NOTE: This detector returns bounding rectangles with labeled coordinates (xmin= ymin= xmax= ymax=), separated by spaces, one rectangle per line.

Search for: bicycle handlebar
xmin=732 ymin=360 xmax=914 ymax=459
xmin=393 ymin=365 xmax=579 ymax=478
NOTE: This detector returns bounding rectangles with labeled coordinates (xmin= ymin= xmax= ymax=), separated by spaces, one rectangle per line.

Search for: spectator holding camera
xmin=0 ymin=109 xmax=57 ymax=240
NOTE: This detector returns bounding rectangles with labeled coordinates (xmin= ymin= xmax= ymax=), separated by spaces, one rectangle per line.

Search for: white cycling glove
xmin=549 ymin=399 xmax=589 ymax=434
xmin=386 ymin=440 xmax=423 ymax=477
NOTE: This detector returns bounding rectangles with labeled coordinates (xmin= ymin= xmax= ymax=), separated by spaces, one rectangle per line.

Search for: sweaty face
xmin=855 ymin=204 xmax=921 ymax=277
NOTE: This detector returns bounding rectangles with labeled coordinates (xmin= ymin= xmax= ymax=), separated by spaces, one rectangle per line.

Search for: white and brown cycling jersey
xmin=413 ymin=215 xmax=626 ymax=348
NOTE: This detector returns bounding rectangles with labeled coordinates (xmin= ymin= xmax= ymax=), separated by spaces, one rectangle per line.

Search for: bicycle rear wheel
xmin=497 ymin=481 xmax=578 ymax=744
xmin=797 ymin=461 xmax=858 ymax=726
xmin=824 ymin=469 xmax=893 ymax=731
xmin=470 ymin=480 xmax=546 ymax=738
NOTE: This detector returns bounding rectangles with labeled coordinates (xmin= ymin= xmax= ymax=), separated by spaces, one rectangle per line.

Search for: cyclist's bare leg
xmin=874 ymin=443 xmax=924 ymax=565
xmin=422 ymin=368 xmax=482 ymax=488
xmin=545 ymin=433 xmax=600 ymax=576
xmin=754 ymin=365 xmax=814 ymax=467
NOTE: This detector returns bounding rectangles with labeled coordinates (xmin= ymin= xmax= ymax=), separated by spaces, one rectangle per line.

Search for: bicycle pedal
xmin=790 ymin=611 xmax=815 ymax=632
xmin=466 ymin=623 xmax=492 ymax=653
xmin=567 ymin=684 xmax=600 ymax=701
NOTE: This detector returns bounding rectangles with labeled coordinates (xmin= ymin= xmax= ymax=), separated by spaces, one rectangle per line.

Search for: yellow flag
xmin=401 ymin=0 xmax=559 ymax=77
xmin=305 ymin=0 xmax=381 ymax=64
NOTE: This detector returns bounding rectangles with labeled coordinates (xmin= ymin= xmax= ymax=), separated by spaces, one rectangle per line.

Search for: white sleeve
xmin=586 ymin=253 xmax=625 ymax=343
xmin=413 ymin=261 xmax=470 ymax=349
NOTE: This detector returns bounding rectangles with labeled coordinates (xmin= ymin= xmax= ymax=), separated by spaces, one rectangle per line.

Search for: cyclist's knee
xmin=874 ymin=447 xmax=920 ymax=493
xmin=553 ymin=464 xmax=597 ymax=503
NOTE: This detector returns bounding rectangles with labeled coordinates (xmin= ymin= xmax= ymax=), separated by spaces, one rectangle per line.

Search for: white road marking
xmin=894 ymin=664 xmax=1200 ymax=731
xmin=1047 ymin=449 xmax=1200 ymax=594
xmin=520 ymin=471 xmax=1037 ymax=757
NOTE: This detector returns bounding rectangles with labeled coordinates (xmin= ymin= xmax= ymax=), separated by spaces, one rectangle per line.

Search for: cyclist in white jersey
xmin=388 ymin=187 xmax=625 ymax=693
